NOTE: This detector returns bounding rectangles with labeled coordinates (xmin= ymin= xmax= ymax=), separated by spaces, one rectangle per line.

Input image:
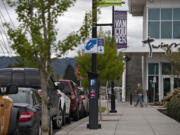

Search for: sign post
xmin=87 ymin=0 xmax=124 ymax=129
xmin=110 ymin=6 xmax=117 ymax=113
xmin=87 ymin=0 xmax=101 ymax=129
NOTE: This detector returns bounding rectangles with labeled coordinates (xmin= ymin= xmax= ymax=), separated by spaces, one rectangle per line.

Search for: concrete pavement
xmin=55 ymin=102 xmax=180 ymax=135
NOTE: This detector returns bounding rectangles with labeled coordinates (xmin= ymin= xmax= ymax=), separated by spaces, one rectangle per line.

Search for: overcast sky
xmin=0 ymin=0 xmax=143 ymax=57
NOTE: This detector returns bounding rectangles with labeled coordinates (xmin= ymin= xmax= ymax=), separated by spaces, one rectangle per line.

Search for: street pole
xmin=87 ymin=0 xmax=101 ymax=129
xmin=110 ymin=6 xmax=117 ymax=113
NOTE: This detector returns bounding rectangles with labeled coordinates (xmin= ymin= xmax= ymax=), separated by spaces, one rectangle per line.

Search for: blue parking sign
xmin=85 ymin=38 xmax=104 ymax=54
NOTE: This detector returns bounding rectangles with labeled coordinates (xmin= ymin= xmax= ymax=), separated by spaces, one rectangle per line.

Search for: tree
xmin=166 ymin=48 xmax=180 ymax=75
xmin=63 ymin=64 xmax=80 ymax=85
xmin=76 ymin=30 xmax=124 ymax=89
xmin=5 ymin=0 xmax=92 ymax=134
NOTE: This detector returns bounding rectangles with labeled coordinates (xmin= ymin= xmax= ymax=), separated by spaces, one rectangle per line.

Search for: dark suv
xmin=0 ymin=68 xmax=63 ymax=130
xmin=58 ymin=80 xmax=84 ymax=120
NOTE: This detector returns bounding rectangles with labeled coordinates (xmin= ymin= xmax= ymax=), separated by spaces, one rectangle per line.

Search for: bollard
xmin=110 ymin=82 xmax=117 ymax=113
xmin=130 ymin=92 xmax=132 ymax=105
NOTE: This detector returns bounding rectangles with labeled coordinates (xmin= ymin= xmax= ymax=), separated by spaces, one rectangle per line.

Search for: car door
xmin=70 ymin=82 xmax=78 ymax=105
xmin=32 ymin=90 xmax=41 ymax=125
xmin=64 ymin=93 xmax=71 ymax=114
xmin=47 ymin=80 xmax=59 ymax=116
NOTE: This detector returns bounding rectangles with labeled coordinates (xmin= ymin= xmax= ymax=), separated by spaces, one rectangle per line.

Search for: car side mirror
xmin=0 ymin=84 xmax=18 ymax=95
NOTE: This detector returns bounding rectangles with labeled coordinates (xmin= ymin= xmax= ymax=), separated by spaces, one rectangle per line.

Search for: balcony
xmin=128 ymin=0 xmax=146 ymax=16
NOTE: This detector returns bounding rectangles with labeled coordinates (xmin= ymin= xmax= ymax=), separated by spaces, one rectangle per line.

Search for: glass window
xmin=148 ymin=8 xmax=160 ymax=20
xmin=162 ymin=63 xmax=171 ymax=75
xmin=174 ymin=78 xmax=180 ymax=88
xmin=0 ymin=72 xmax=11 ymax=86
xmin=60 ymin=81 xmax=71 ymax=94
xmin=148 ymin=76 xmax=159 ymax=102
xmin=161 ymin=22 xmax=172 ymax=38
xmin=148 ymin=22 xmax=160 ymax=38
xmin=148 ymin=63 xmax=159 ymax=75
xmin=12 ymin=72 xmax=24 ymax=86
xmin=173 ymin=21 xmax=180 ymax=38
xmin=161 ymin=8 xmax=172 ymax=20
xmin=148 ymin=8 xmax=180 ymax=39
xmin=9 ymin=90 xmax=28 ymax=103
xmin=173 ymin=8 xmax=180 ymax=20
xmin=25 ymin=71 xmax=40 ymax=87
xmin=33 ymin=91 xmax=41 ymax=104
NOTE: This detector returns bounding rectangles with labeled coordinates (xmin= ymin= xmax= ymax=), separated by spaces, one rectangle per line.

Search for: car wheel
xmin=73 ymin=108 xmax=80 ymax=121
xmin=37 ymin=123 xmax=42 ymax=135
xmin=53 ymin=107 xmax=63 ymax=129
xmin=66 ymin=113 xmax=71 ymax=124
xmin=49 ymin=118 xmax=53 ymax=135
xmin=62 ymin=106 xmax=66 ymax=125
xmin=66 ymin=108 xmax=71 ymax=124
xmin=7 ymin=107 xmax=18 ymax=135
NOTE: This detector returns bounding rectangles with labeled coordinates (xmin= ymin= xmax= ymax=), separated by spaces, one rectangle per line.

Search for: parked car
xmin=0 ymin=84 xmax=19 ymax=135
xmin=8 ymin=87 xmax=53 ymax=135
xmin=58 ymin=80 xmax=84 ymax=120
xmin=54 ymin=81 xmax=71 ymax=124
xmin=0 ymin=68 xmax=63 ymax=130
xmin=79 ymin=87 xmax=89 ymax=116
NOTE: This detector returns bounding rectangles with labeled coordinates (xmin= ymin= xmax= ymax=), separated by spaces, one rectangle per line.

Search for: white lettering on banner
xmin=114 ymin=11 xmax=127 ymax=49
xmin=115 ymin=28 xmax=127 ymax=35
xmin=115 ymin=36 xmax=127 ymax=44
xmin=115 ymin=20 xmax=126 ymax=28
xmin=115 ymin=20 xmax=127 ymax=45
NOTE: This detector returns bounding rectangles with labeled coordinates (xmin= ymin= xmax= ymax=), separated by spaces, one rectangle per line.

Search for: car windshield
xmin=9 ymin=90 xmax=28 ymax=104
xmin=60 ymin=81 xmax=71 ymax=93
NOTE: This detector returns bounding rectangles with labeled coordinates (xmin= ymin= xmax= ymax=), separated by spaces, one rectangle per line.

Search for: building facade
xmin=122 ymin=0 xmax=180 ymax=102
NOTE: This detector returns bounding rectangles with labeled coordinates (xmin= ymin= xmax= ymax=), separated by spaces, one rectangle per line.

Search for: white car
xmin=78 ymin=87 xmax=89 ymax=116
xmin=55 ymin=82 xmax=71 ymax=125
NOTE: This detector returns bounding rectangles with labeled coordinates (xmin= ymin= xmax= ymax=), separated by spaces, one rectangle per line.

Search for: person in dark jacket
xmin=134 ymin=83 xmax=144 ymax=107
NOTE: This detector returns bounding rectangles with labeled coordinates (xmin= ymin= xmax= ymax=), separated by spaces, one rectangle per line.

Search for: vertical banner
xmin=114 ymin=11 xmax=127 ymax=49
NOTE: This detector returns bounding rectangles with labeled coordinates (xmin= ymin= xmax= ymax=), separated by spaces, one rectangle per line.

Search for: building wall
xmin=143 ymin=0 xmax=180 ymax=45
xmin=125 ymin=53 xmax=143 ymax=100
xmin=125 ymin=52 xmax=180 ymax=102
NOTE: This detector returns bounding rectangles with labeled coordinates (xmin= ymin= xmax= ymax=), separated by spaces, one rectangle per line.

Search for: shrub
xmin=167 ymin=87 xmax=180 ymax=121
xmin=162 ymin=92 xmax=173 ymax=107
xmin=98 ymin=106 xmax=106 ymax=113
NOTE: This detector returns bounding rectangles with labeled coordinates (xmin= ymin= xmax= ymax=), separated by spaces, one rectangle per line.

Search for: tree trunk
xmin=40 ymin=67 xmax=49 ymax=135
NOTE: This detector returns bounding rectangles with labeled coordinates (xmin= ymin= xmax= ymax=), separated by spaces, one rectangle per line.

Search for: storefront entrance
xmin=163 ymin=78 xmax=171 ymax=96
xmin=174 ymin=78 xmax=180 ymax=88
xmin=148 ymin=76 xmax=159 ymax=102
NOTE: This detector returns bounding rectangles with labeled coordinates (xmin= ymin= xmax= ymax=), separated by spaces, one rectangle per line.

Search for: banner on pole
xmin=98 ymin=0 xmax=123 ymax=7
xmin=114 ymin=11 xmax=127 ymax=49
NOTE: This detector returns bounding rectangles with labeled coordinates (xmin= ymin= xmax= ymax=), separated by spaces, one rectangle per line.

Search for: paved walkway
xmin=55 ymin=102 xmax=180 ymax=135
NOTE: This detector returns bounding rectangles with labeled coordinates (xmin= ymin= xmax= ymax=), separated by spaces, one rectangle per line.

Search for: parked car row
xmin=0 ymin=68 xmax=89 ymax=135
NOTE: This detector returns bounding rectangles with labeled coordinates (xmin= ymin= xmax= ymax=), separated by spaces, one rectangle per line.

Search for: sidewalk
xmin=55 ymin=102 xmax=180 ymax=135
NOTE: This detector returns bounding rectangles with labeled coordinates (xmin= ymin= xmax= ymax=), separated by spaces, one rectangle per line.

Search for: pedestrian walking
xmin=134 ymin=83 xmax=143 ymax=107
